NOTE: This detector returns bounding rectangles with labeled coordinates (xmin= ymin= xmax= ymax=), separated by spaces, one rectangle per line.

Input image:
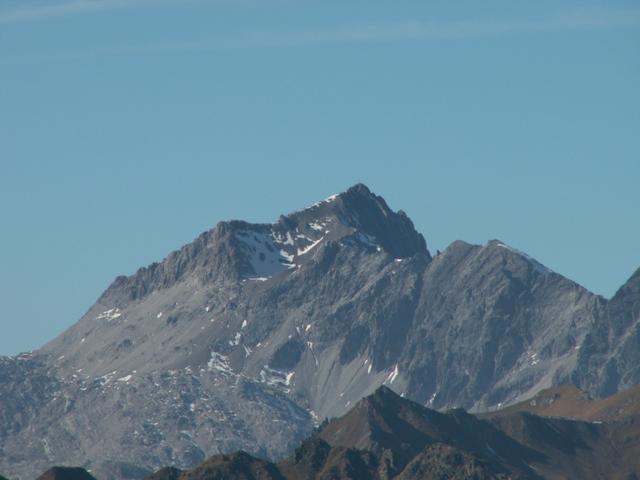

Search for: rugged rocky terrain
xmin=1 ymin=184 xmax=639 ymax=479
xmin=144 ymin=386 xmax=640 ymax=479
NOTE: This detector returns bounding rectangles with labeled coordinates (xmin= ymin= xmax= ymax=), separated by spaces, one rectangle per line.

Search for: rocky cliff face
xmin=570 ymin=266 xmax=640 ymax=397
xmin=1 ymin=184 xmax=639 ymax=479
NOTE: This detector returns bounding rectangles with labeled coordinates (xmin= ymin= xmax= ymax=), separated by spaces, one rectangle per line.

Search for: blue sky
xmin=1 ymin=0 xmax=639 ymax=355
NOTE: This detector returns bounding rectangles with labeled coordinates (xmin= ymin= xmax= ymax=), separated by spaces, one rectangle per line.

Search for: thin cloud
xmin=0 ymin=0 xmax=192 ymax=24
xmin=3 ymin=7 xmax=640 ymax=64
xmin=238 ymin=8 xmax=640 ymax=46
xmin=90 ymin=8 xmax=640 ymax=47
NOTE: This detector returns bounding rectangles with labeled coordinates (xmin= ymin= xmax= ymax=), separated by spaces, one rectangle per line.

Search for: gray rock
xmin=1 ymin=184 xmax=638 ymax=479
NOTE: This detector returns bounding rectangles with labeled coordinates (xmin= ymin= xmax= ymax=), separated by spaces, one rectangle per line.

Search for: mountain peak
xmin=285 ymin=184 xmax=430 ymax=260
xmin=97 ymin=184 xmax=429 ymax=304
xmin=366 ymin=385 xmax=402 ymax=406
xmin=227 ymin=184 xmax=429 ymax=281
xmin=346 ymin=182 xmax=372 ymax=194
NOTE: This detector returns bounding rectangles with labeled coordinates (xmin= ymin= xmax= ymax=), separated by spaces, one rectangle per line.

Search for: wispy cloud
xmin=3 ymin=6 xmax=640 ymax=64
xmin=0 ymin=0 xmax=189 ymax=24
xmin=225 ymin=9 xmax=640 ymax=47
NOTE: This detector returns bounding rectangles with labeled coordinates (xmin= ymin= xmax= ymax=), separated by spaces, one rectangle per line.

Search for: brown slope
xmin=290 ymin=386 xmax=640 ymax=479
xmin=486 ymin=384 xmax=640 ymax=422
xmin=482 ymin=383 xmax=640 ymax=479
xmin=487 ymin=412 xmax=620 ymax=479
xmin=317 ymin=386 xmax=541 ymax=478
xmin=174 ymin=452 xmax=282 ymax=480
xmin=395 ymin=443 xmax=514 ymax=480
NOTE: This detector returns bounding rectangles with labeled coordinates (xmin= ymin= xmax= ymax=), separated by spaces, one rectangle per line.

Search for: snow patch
xmin=285 ymin=371 xmax=295 ymax=385
xmin=309 ymin=410 xmax=319 ymax=425
xmin=236 ymin=229 xmax=296 ymax=278
xmin=96 ymin=308 xmax=122 ymax=322
xmin=283 ymin=231 xmax=295 ymax=246
xmin=308 ymin=193 xmax=339 ymax=209
xmin=259 ymin=366 xmax=295 ymax=392
xmin=207 ymin=352 xmax=234 ymax=375
xmin=98 ymin=370 xmax=118 ymax=386
xmin=307 ymin=341 xmax=318 ymax=366
xmin=528 ymin=352 xmax=540 ymax=366
xmin=385 ymin=364 xmax=399 ymax=384
xmin=297 ymin=237 xmax=323 ymax=256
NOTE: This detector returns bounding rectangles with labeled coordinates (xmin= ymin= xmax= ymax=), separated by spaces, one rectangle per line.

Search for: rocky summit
xmin=1 ymin=184 xmax=639 ymax=479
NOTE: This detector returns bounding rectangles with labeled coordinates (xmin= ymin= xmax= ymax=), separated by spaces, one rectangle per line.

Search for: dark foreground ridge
xmin=140 ymin=386 xmax=640 ymax=479
xmin=36 ymin=467 xmax=97 ymax=480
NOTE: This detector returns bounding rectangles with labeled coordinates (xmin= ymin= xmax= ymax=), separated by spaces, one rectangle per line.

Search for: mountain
xmin=1 ymin=184 xmax=639 ymax=479
xmin=146 ymin=386 xmax=640 ymax=479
